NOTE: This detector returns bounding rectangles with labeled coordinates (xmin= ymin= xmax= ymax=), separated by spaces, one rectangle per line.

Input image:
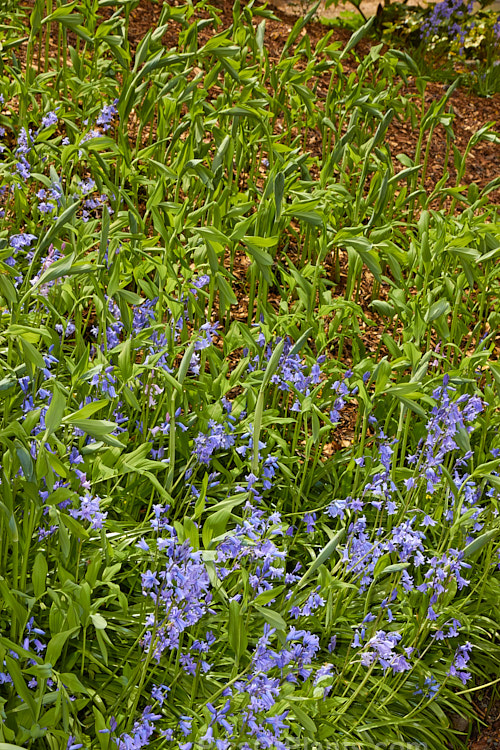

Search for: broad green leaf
xmin=340 ymin=16 xmax=375 ymax=58
xmin=291 ymin=704 xmax=317 ymax=735
xmin=254 ymin=605 xmax=286 ymax=631
xmin=425 ymin=299 xmax=451 ymax=323
xmin=46 ymin=628 xmax=80 ymax=667
xmin=90 ymin=613 xmax=107 ymax=630
xmin=4 ymin=656 xmax=36 ymax=720
xmin=274 ymin=171 xmax=285 ymax=220
xmin=463 ymin=529 xmax=499 ymax=558
xmin=0 ymin=502 xmax=18 ymax=543
xmin=65 ymin=419 xmax=122 ymax=447
xmin=32 ymin=552 xmax=48 ymax=598
xmin=44 ymin=382 xmax=67 ymax=436
xmin=228 ymin=599 xmax=247 ymax=659
xmin=62 ymin=399 xmax=108 ymax=422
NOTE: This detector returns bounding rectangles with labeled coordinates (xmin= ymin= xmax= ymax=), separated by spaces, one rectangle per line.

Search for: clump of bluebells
xmin=421 ymin=0 xmax=475 ymax=53
xmin=3 ymin=270 xmax=500 ymax=749
xmin=103 ymin=376 xmax=498 ymax=749
xmin=384 ymin=0 xmax=500 ymax=72
xmin=400 ymin=0 xmax=500 ymax=62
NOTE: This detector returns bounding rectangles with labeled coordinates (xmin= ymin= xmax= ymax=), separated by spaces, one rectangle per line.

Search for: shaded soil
xmin=470 ymin=697 xmax=500 ymax=750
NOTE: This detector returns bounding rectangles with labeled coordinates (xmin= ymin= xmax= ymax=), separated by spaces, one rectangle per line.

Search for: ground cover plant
xmin=0 ymin=0 xmax=500 ymax=748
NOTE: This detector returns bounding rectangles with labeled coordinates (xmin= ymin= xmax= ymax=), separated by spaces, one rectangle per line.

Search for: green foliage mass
xmin=0 ymin=1 xmax=499 ymax=748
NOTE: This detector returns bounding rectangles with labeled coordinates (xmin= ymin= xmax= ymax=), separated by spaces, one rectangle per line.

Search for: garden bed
xmin=0 ymin=1 xmax=499 ymax=748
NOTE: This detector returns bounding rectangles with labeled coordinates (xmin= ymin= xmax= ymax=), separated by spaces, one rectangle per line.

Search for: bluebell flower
xmin=178 ymin=716 xmax=193 ymax=737
xmin=10 ymin=232 xmax=37 ymax=250
xmin=151 ymin=684 xmax=170 ymax=706
xmin=41 ymin=111 xmax=58 ymax=128
xmin=96 ymin=100 xmax=119 ymax=131
xmin=69 ymin=494 xmax=107 ymax=530
xmin=421 ymin=514 xmax=437 ymax=528
xmin=193 ymin=419 xmax=235 ymax=465
xmin=113 ymin=706 xmax=160 ymax=749
xmin=448 ymin=642 xmax=472 ymax=684
xmin=195 ymin=321 xmax=219 ymax=351
xmin=303 ymin=513 xmax=316 ymax=533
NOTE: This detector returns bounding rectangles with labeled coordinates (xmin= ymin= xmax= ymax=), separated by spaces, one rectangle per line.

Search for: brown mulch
xmin=122 ymin=0 xmax=500 ymax=204
xmin=19 ymin=0 xmax=500 ymax=205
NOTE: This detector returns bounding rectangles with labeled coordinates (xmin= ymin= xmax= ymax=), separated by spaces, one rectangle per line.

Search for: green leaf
xmin=228 ymin=599 xmax=247 ymax=659
xmin=253 ymin=339 xmax=285 ymax=472
xmin=280 ymin=1 xmax=320 ymax=57
xmin=376 ymin=562 xmax=410 ymax=578
xmin=463 ymin=529 xmax=499 ymax=559
xmin=262 ymin=338 xmax=286 ymax=392
xmin=66 ymin=418 xmax=122 ymax=447
xmin=289 ymin=327 xmax=313 ymax=358
xmin=311 ymin=411 xmax=320 ymax=443
xmin=0 ymin=274 xmax=17 ymax=307
xmin=32 ymin=552 xmax=48 ymax=598
xmin=425 ymin=299 xmax=450 ymax=323
xmin=62 ymin=399 xmax=108 ymax=422
xmin=73 ymin=416 xmax=117 ymax=435
xmin=15 ymin=440 xmax=35 ymax=483
xmin=489 ymin=361 xmax=500 ymax=391
xmin=254 ymin=605 xmax=286 ymax=631
xmin=178 ymin=341 xmax=196 ymax=385
xmin=395 ymin=395 xmax=427 ymax=418
xmin=340 ymin=16 xmax=375 ymax=58
xmin=373 ymin=108 xmax=395 ymax=148
xmin=202 ymin=509 xmax=231 ymax=548
xmin=38 ymin=201 xmax=79 ymax=255
xmin=0 ymin=502 xmax=18 ymax=543
xmin=4 ymin=656 xmax=36 ymax=720
xmin=59 ymin=672 xmax=88 ymax=695
xmin=194 ymin=473 xmax=209 ymax=519
xmin=90 ymin=613 xmax=107 ymax=630
xmin=216 ymin=274 xmax=238 ymax=308
xmin=245 ymin=243 xmax=274 ymax=284
xmin=44 ymin=382 xmax=67 ymax=436
xmin=274 ymin=171 xmax=285 ymax=220
xmin=118 ymin=337 xmax=133 ymax=382
xmin=254 ymin=586 xmax=285 ymax=606
xmin=294 ymin=528 xmax=345 ymax=590
xmin=100 ymin=205 xmax=110 ymax=259
xmin=291 ymin=704 xmax=317 ymax=736
xmin=455 ymin=426 xmax=471 ymax=454
xmin=46 ymin=628 xmax=80 ymax=668
xmin=0 ymin=577 xmax=27 ymax=629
